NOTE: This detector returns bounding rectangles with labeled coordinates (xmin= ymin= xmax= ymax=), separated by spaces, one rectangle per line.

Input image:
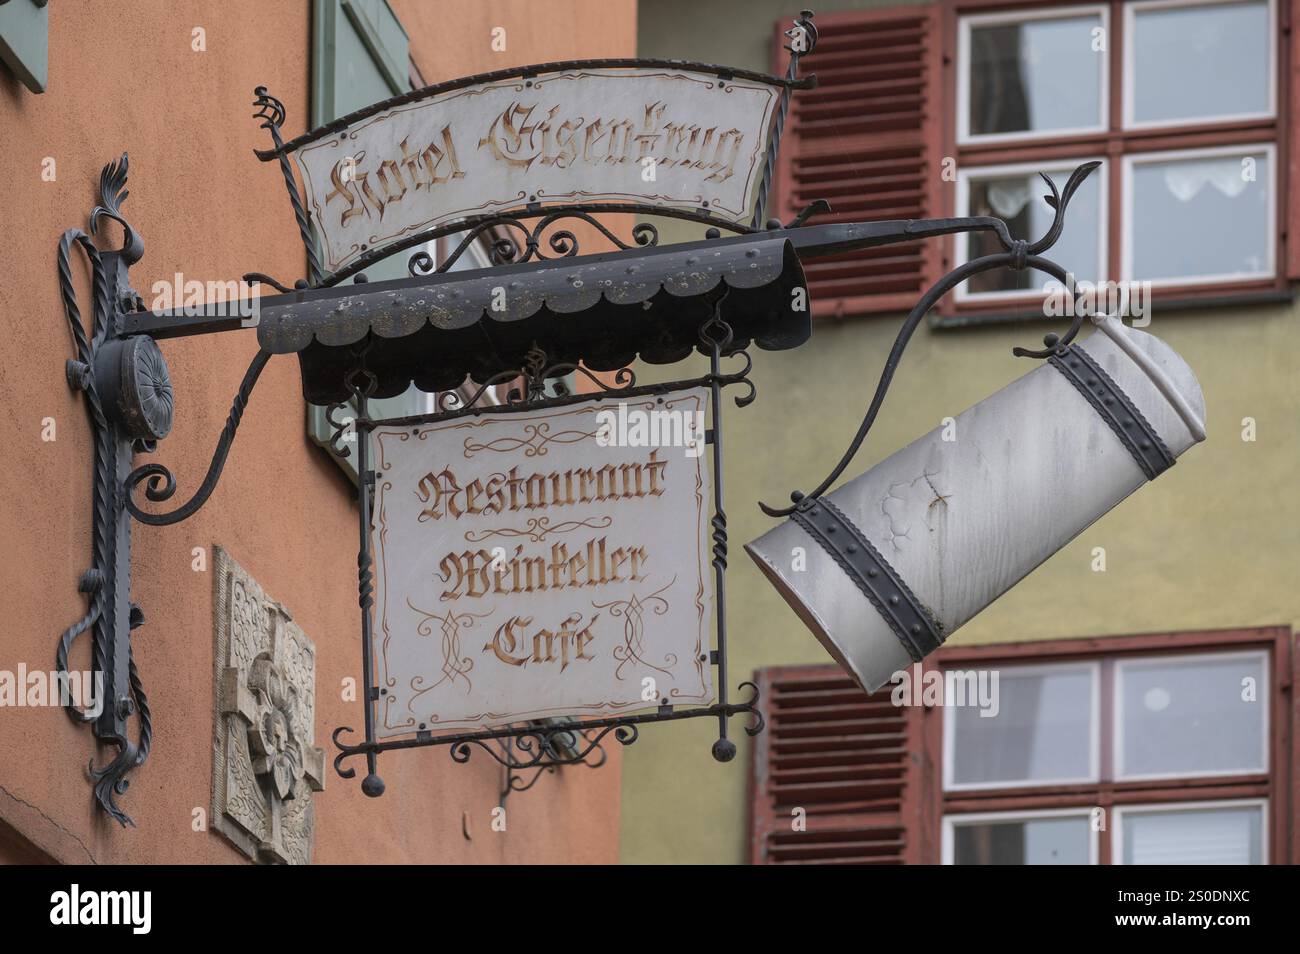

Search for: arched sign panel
xmin=290 ymin=66 xmax=784 ymax=273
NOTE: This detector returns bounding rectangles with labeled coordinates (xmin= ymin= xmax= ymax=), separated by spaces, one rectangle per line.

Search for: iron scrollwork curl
xmin=123 ymin=350 xmax=272 ymax=526
xmin=451 ymin=722 xmax=638 ymax=771
xmin=331 ymin=684 xmax=765 ymax=785
xmin=410 ymin=210 xmax=660 ymax=276
xmin=436 ymin=345 xmax=638 ymax=414
xmin=759 ymin=161 xmax=1103 ymax=517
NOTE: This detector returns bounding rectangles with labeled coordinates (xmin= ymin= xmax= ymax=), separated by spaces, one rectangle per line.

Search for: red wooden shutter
xmin=772 ymin=6 xmax=942 ymax=319
xmin=750 ymin=665 xmax=934 ymax=864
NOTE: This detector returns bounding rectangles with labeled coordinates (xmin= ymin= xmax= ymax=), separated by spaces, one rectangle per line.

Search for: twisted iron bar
xmin=57 ymin=231 xmax=112 ymax=725
xmin=411 ymin=210 xmax=660 ymax=276
xmin=124 ymin=350 xmax=272 ymax=525
xmin=759 ymin=161 xmax=1102 ymax=517
xmin=253 ymin=86 xmax=323 ymax=286
xmin=752 ymin=9 xmax=818 ymax=228
xmin=345 ymin=363 xmax=386 ymax=798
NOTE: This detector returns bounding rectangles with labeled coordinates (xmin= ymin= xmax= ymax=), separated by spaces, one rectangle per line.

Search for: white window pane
xmin=1129 ymin=150 xmax=1271 ymax=282
xmin=962 ymin=167 xmax=1102 ymax=295
xmin=967 ymin=13 xmax=1104 ymax=138
xmin=1121 ymin=805 xmax=1264 ymax=864
xmin=1118 ymin=653 xmax=1267 ymax=778
xmin=1130 ymin=1 xmax=1271 ymax=125
xmin=952 ymin=815 xmax=1091 ymax=865
xmin=947 ymin=665 xmax=1095 ymax=787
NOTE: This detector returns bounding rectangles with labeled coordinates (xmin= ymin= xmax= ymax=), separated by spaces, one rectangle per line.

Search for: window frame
xmin=956 ymin=2 xmax=1111 ymax=146
xmin=750 ymin=626 xmax=1292 ymax=865
xmin=1111 ymin=797 xmax=1270 ymax=865
xmin=1120 ymin=141 xmax=1278 ymax=287
xmin=942 ymin=659 xmax=1102 ymax=791
xmin=1112 ymin=648 xmax=1270 ymax=782
xmin=939 ymin=0 xmax=1290 ymax=323
xmin=953 ymin=156 xmax=1109 ymax=302
xmin=1121 ymin=0 xmax=1277 ymax=132
xmin=0 ymin=0 xmax=49 ymax=94
xmin=941 ymin=805 xmax=1101 ymax=864
xmin=931 ymin=626 xmax=1291 ymax=865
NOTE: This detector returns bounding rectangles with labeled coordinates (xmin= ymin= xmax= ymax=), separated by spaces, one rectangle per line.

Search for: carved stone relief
xmin=212 ymin=547 xmax=324 ymax=864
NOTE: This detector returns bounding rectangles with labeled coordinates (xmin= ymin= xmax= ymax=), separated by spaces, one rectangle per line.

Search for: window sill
xmin=930 ymin=285 xmax=1294 ymax=329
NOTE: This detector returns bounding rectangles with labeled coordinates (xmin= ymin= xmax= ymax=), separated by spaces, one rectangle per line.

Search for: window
xmin=770 ymin=2 xmax=1292 ymax=320
xmin=949 ymin=0 xmax=1282 ymax=309
xmin=940 ymin=640 xmax=1277 ymax=865
xmin=1123 ymin=144 xmax=1275 ymax=286
xmin=1113 ymin=800 xmax=1267 ymax=864
xmin=1123 ymin=0 xmax=1275 ymax=128
xmin=956 ymin=159 xmax=1106 ymax=299
xmin=307 ymin=1 xmax=578 ymax=480
xmin=958 ymin=5 xmax=1109 ymax=144
xmin=944 ymin=661 xmax=1099 ymax=789
xmin=1114 ymin=650 xmax=1268 ymax=780
xmin=308 ymin=0 xmax=422 ymax=479
xmin=943 ymin=808 xmax=1098 ymax=864
xmin=750 ymin=627 xmax=1292 ymax=865
xmin=0 ymin=0 xmax=47 ymax=93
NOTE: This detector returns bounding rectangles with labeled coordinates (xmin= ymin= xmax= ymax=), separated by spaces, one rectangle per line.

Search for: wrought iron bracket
xmin=57 ymin=154 xmax=161 ymax=826
xmin=51 ymin=119 xmax=1102 ymax=826
xmin=57 ymin=154 xmax=271 ymax=826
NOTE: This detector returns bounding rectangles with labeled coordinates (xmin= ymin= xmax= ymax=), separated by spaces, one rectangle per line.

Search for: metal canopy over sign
xmin=273 ymin=63 xmax=790 ymax=275
xmin=253 ymin=234 xmax=808 ymax=404
xmin=370 ymin=389 xmax=714 ymax=735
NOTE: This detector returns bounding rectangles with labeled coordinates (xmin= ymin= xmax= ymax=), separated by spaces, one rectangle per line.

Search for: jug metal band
xmin=1049 ymin=345 xmax=1177 ymax=480
xmin=791 ymin=498 xmax=943 ymax=662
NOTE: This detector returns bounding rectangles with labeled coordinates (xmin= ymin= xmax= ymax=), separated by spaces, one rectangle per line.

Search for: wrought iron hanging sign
xmin=52 ymin=9 xmax=1203 ymax=826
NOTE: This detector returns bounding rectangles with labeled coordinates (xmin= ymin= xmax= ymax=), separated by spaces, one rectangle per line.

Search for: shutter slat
xmin=753 ymin=661 xmax=918 ymax=863
xmin=774 ymin=6 xmax=938 ymax=318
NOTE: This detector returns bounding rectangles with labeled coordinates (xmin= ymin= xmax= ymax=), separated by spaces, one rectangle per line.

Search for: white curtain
xmin=986 ymin=179 xmax=1035 ymax=219
xmin=1163 ymin=157 xmax=1250 ymax=203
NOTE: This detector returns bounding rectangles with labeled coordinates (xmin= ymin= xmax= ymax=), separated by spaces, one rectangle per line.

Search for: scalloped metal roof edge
xmin=256 ymin=236 xmax=797 ymax=355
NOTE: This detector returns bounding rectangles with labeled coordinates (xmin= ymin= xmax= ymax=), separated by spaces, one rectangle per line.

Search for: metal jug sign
xmin=745 ymin=317 xmax=1207 ymax=691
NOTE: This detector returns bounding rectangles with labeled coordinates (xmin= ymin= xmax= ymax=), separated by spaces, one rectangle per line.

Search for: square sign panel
xmin=370 ymin=388 xmax=715 ymax=735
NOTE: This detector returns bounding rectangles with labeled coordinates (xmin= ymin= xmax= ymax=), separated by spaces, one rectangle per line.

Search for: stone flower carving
xmin=246 ymin=656 xmax=306 ymax=802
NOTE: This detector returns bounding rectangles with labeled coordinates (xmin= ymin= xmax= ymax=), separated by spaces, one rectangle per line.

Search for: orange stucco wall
xmin=0 ymin=0 xmax=635 ymax=864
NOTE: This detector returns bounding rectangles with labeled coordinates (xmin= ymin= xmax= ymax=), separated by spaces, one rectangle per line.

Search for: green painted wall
xmin=622 ymin=0 xmax=1300 ymax=864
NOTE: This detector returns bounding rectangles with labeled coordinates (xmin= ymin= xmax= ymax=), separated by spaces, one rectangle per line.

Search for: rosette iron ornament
xmin=746 ymin=161 xmax=1208 ymax=691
